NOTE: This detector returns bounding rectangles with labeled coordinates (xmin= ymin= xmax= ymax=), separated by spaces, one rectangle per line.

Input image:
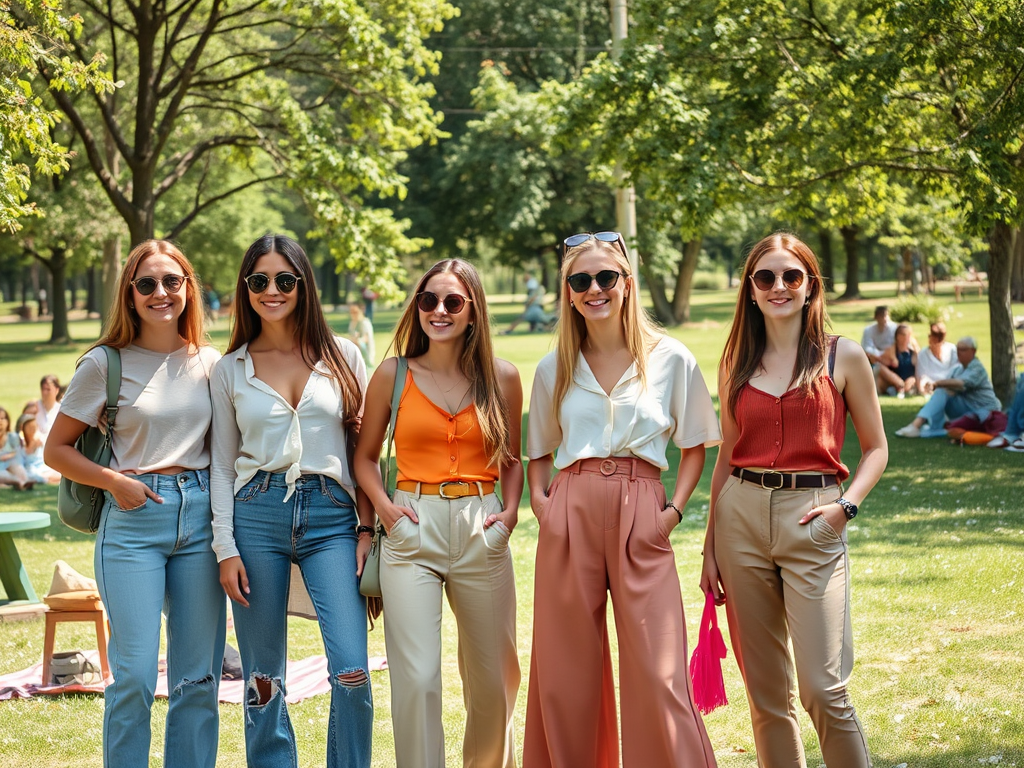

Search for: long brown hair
xmin=227 ymin=235 xmax=362 ymax=429
xmin=721 ymin=232 xmax=829 ymax=418
xmin=390 ymin=259 xmax=513 ymax=467
xmin=89 ymin=240 xmax=206 ymax=353
xmin=552 ymin=238 xmax=661 ymax=425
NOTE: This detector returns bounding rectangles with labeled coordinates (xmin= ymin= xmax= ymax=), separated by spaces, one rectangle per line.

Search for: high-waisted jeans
xmin=95 ymin=468 xmax=226 ymax=768
xmin=231 ymin=471 xmax=372 ymax=768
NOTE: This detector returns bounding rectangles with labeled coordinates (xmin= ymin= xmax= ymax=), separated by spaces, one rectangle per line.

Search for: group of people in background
xmin=0 ymin=376 xmax=64 ymax=490
xmin=32 ymin=228 xmax=890 ymax=768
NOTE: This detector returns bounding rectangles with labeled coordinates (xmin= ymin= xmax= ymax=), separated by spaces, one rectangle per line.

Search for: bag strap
xmin=827 ymin=335 xmax=839 ymax=380
xmin=382 ymin=357 xmax=408 ymax=497
xmin=101 ymin=346 xmax=121 ymax=438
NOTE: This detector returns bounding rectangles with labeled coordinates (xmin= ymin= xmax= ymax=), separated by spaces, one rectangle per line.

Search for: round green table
xmin=0 ymin=512 xmax=51 ymax=605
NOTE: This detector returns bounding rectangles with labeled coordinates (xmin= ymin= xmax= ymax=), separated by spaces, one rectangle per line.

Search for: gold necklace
xmin=424 ymin=362 xmax=471 ymax=414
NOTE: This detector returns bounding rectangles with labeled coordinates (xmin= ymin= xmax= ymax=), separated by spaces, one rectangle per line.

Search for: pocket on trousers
xmin=104 ymin=490 xmax=146 ymax=513
xmin=385 ymin=516 xmax=420 ymax=553
xmin=809 ymin=514 xmax=843 ymax=546
xmin=234 ymin=479 xmax=262 ymax=503
xmin=323 ymin=482 xmax=354 ymax=509
xmin=484 ymin=519 xmax=512 ymax=550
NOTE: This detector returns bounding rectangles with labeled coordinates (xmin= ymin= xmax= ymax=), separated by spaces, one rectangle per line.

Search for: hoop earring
xmin=129 ymin=302 xmax=134 ymax=309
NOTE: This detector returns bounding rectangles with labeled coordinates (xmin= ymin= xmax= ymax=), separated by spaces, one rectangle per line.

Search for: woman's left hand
xmin=484 ymin=507 xmax=518 ymax=533
xmin=659 ymin=505 xmax=681 ymax=535
xmin=799 ymin=502 xmax=847 ymax=533
xmin=355 ymin=532 xmax=372 ymax=577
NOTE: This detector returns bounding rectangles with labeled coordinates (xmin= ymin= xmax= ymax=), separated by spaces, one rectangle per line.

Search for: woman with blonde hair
xmin=523 ymin=232 xmax=721 ymax=768
xmin=354 ymin=258 xmax=523 ymax=768
xmin=702 ymin=232 xmax=887 ymax=768
xmin=46 ymin=240 xmax=225 ymax=768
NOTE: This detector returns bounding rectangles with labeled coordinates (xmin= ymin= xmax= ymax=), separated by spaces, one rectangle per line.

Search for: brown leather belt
xmin=395 ymin=480 xmax=495 ymax=498
xmin=732 ymin=467 xmax=839 ymax=490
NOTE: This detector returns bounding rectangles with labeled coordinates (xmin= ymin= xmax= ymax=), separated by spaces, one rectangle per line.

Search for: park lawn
xmin=1 ymin=284 xmax=1022 ymax=767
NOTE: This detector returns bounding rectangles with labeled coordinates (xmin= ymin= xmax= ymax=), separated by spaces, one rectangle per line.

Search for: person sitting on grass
xmin=875 ymin=323 xmax=919 ymax=398
xmin=916 ymin=321 xmax=958 ymax=396
xmin=501 ymin=271 xmax=554 ymax=334
xmin=861 ymin=305 xmax=897 ymax=369
xmin=0 ymin=406 xmax=34 ymax=490
xmin=986 ymin=373 xmax=1024 ymax=451
xmin=17 ymin=412 xmax=61 ymax=484
xmin=895 ymin=337 xmax=1002 ymax=438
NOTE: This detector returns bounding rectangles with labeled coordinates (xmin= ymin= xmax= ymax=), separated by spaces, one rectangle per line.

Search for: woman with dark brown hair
xmin=46 ymin=240 xmax=226 ymax=768
xmin=703 ymin=232 xmax=888 ymax=768
xmin=210 ymin=234 xmax=373 ymax=768
xmin=353 ymin=258 xmax=523 ymax=768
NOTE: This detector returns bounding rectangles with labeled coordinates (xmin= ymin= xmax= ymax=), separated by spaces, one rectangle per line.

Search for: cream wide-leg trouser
xmin=714 ymin=473 xmax=871 ymax=768
xmin=380 ymin=488 xmax=519 ymax=768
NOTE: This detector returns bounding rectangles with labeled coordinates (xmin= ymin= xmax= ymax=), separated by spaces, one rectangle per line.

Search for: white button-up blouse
xmin=209 ymin=338 xmax=367 ymax=561
xmin=527 ymin=336 xmax=722 ymax=470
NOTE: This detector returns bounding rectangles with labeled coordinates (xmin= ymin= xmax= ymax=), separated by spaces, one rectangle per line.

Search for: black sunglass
xmin=749 ymin=268 xmax=810 ymax=292
xmin=566 ymin=269 xmax=627 ymax=294
xmin=131 ymin=274 xmax=187 ymax=295
xmin=416 ymin=292 xmax=471 ymax=314
xmin=244 ymin=272 xmax=301 ymax=294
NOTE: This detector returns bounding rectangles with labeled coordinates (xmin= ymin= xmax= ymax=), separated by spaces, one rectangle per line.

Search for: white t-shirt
xmin=916 ymin=342 xmax=958 ymax=384
xmin=58 ymin=345 xmax=220 ymax=473
xmin=209 ymin=338 xmax=367 ymax=561
xmin=861 ymin=320 xmax=897 ymax=358
xmin=528 ymin=336 xmax=722 ymax=470
xmin=33 ymin=399 xmax=61 ymax=444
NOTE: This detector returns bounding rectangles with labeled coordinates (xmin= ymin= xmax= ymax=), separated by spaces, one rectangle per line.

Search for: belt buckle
xmin=760 ymin=471 xmax=784 ymax=490
xmin=439 ymin=481 xmax=468 ymax=499
xmin=599 ymin=459 xmax=617 ymax=476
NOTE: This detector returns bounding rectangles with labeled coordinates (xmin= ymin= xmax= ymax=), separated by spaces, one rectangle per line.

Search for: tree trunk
xmin=101 ymin=235 xmax=122 ymax=325
xmin=817 ymin=228 xmax=834 ymax=288
xmin=1011 ymin=227 xmax=1024 ymax=302
xmin=86 ymin=266 xmax=99 ymax=313
xmin=671 ymin=237 xmax=702 ymax=323
xmin=640 ymin=262 xmax=675 ymax=325
xmin=35 ymin=247 xmax=72 ymax=343
xmin=839 ymin=225 xmax=861 ymax=300
xmin=987 ymin=221 xmax=1016 ymax=407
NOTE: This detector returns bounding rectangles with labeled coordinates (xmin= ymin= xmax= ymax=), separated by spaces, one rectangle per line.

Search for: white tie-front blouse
xmin=527 ymin=336 xmax=722 ymax=470
xmin=209 ymin=338 xmax=367 ymax=562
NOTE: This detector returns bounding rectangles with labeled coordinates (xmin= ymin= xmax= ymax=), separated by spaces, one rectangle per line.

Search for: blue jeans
xmin=1001 ymin=374 xmax=1024 ymax=440
xmin=95 ymin=469 xmax=226 ymax=768
xmin=915 ymin=387 xmax=989 ymax=433
xmin=232 ymin=472 xmax=372 ymax=768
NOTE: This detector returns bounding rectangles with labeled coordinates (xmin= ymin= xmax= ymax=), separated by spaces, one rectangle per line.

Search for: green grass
xmin=1 ymin=283 xmax=1022 ymax=767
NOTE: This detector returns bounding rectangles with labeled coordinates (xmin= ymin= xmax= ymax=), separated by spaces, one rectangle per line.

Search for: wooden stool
xmin=42 ymin=607 xmax=111 ymax=686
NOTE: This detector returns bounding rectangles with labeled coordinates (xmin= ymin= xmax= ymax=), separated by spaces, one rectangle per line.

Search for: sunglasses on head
xmin=416 ymin=291 xmax=471 ymax=314
xmin=749 ymin=268 xmax=811 ymax=292
xmin=565 ymin=269 xmax=628 ymax=294
xmin=244 ymin=272 xmax=301 ymax=294
xmin=131 ymin=274 xmax=187 ymax=296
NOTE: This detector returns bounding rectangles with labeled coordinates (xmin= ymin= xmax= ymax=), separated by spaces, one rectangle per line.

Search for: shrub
xmin=890 ymin=294 xmax=951 ymax=324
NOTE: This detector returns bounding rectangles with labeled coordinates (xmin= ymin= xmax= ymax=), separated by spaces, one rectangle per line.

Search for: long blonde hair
xmin=390 ymin=259 xmax=513 ymax=467
xmin=552 ymin=239 xmax=662 ymax=425
xmin=721 ymin=232 xmax=829 ymax=419
xmin=89 ymin=240 xmax=206 ymax=353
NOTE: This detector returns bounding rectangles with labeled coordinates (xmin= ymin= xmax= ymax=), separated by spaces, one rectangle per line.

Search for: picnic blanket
xmin=0 ymin=652 xmax=387 ymax=702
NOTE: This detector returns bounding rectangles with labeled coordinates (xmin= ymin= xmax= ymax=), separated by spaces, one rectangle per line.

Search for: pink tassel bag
xmin=689 ymin=591 xmax=729 ymax=715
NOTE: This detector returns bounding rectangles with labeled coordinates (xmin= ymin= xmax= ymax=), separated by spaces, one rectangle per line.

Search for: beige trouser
xmin=714 ymin=473 xmax=871 ymax=768
xmin=380 ymin=489 xmax=519 ymax=768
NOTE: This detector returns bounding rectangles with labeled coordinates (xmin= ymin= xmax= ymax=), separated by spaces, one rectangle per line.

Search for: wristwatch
xmin=835 ymin=497 xmax=858 ymax=520
xmin=356 ymin=525 xmax=376 ymax=536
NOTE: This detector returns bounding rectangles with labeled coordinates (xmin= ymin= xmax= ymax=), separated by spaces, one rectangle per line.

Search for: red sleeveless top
xmin=730 ymin=373 xmax=849 ymax=482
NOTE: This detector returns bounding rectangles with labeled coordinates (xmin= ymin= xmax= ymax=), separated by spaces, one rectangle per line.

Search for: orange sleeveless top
xmin=394 ymin=372 xmax=499 ymax=483
xmin=730 ymin=375 xmax=850 ymax=481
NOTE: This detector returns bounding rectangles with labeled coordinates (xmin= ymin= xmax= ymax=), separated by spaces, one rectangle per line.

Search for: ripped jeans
xmin=95 ymin=469 xmax=226 ymax=768
xmin=232 ymin=471 xmax=372 ymax=768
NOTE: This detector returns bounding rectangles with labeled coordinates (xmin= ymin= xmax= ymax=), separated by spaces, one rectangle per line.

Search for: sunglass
xmin=749 ymin=268 xmax=811 ymax=292
xmin=244 ymin=272 xmax=301 ymax=294
xmin=130 ymin=274 xmax=188 ymax=295
xmin=416 ymin=291 xmax=471 ymax=314
xmin=566 ymin=270 xmax=627 ymax=294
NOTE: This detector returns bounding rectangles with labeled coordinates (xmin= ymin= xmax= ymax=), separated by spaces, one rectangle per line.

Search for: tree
xmin=1 ymin=0 xmax=112 ymax=232
xmin=17 ymin=0 xmax=455 ymax=294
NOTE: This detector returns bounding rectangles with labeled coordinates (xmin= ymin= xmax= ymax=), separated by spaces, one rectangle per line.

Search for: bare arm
xmin=701 ymin=364 xmax=736 ymax=604
xmin=527 ymin=454 xmax=555 ymax=520
xmin=351 ymin=358 xmax=417 ymax=532
xmin=485 ymin=360 xmax=524 ymax=530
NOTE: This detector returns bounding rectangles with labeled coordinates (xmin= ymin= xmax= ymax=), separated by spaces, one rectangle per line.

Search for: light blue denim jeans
xmin=231 ymin=471 xmax=372 ymax=768
xmin=1001 ymin=374 xmax=1024 ymax=441
xmin=915 ymin=387 xmax=987 ymax=434
xmin=95 ymin=469 xmax=226 ymax=768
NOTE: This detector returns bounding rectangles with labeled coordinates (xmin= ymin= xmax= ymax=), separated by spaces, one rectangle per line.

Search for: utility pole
xmin=610 ymin=0 xmax=639 ymax=276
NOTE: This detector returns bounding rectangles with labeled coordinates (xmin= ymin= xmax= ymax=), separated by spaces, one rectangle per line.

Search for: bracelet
xmin=356 ymin=525 xmax=376 ymax=537
xmin=664 ymin=501 xmax=683 ymax=523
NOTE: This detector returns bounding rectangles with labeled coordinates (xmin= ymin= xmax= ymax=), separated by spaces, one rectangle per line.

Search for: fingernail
xmin=156 ymin=496 xmax=164 ymax=503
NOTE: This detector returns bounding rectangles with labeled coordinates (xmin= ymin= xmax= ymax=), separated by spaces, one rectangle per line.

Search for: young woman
xmin=916 ymin=321 xmax=958 ymax=396
xmin=17 ymin=412 xmax=60 ymax=484
xmin=33 ymin=374 xmax=62 ymax=443
xmin=45 ymin=240 xmax=226 ymax=768
xmin=875 ymin=323 xmax=919 ymax=397
xmin=0 ymin=406 xmax=32 ymax=489
xmin=353 ymin=259 xmax=523 ymax=768
xmin=523 ymin=232 xmax=721 ymax=768
xmin=702 ymin=233 xmax=888 ymax=768
xmin=210 ymin=234 xmax=373 ymax=768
